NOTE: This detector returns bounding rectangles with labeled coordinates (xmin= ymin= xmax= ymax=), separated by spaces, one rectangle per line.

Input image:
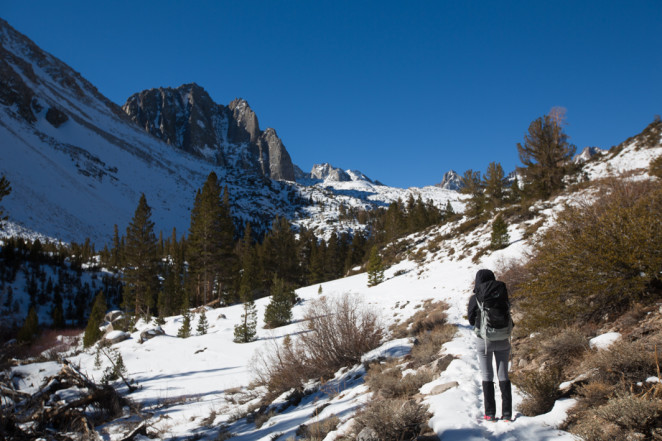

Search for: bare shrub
xmin=252 ymin=294 xmax=383 ymax=399
xmin=357 ymin=399 xmax=429 ymax=441
xmin=296 ymin=415 xmax=340 ymax=441
xmin=539 ymin=326 xmax=589 ymax=369
xmin=301 ymin=295 xmax=382 ymax=373
xmin=571 ymin=394 xmax=661 ymax=441
xmin=576 ymin=382 xmax=614 ymax=408
xmin=513 ymin=366 xmax=563 ymax=416
xmin=251 ymin=335 xmax=310 ymax=398
xmin=582 ymin=340 xmax=657 ymax=387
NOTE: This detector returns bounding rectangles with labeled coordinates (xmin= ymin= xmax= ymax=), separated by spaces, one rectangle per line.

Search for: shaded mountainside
xmin=0 ymin=17 xmax=463 ymax=247
xmin=0 ymin=18 xmax=303 ymax=245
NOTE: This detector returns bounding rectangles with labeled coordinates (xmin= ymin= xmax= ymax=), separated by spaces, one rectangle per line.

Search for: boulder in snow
xmin=104 ymin=330 xmax=130 ymax=345
xmin=139 ymin=326 xmax=165 ymax=343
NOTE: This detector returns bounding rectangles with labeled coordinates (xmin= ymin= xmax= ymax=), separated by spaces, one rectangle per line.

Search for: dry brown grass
xmin=390 ymin=300 xmax=449 ymax=339
xmin=365 ymin=360 xmax=435 ymax=398
xmin=409 ymin=325 xmax=456 ymax=369
xmin=296 ymin=415 xmax=340 ymax=441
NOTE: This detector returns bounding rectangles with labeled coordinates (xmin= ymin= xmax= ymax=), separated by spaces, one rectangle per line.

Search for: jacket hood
xmin=474 ymin=269 xmax=496 ymax=292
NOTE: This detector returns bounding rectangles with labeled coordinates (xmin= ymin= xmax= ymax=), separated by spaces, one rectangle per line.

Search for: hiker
xmin=467 ymin=269 xmax=513 ymax=422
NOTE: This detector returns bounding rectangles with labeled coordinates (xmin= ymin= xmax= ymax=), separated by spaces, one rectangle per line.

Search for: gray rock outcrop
xmin=122 ymin=84 xmax=295 ymax=181
xmin=436 ymin=170 xmax=463 ymax=191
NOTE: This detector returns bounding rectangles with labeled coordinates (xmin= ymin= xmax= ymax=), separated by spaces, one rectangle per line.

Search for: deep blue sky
xmin=3 ymin=1 xmax=661 ymax=188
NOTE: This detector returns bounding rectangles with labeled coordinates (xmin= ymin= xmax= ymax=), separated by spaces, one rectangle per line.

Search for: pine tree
xmin=177 ymin=310 xmax=192 ymax=338
xmin=197 ymin=308 xmax=209 ymax=335
xmin=188 ymin=173 xmax=237 ymax=306
xmin=233 ymin=285 xmax=257 ymax=343
xmin=0 ymin=175 xmax=11 ymax=226
xmin=218 ymin=186 xmax=238 ymax=303
xmin=490 ymin=214 xmax=510 ymax=250
xmin=460 ymin=169 xmax=485 ymax=218
xmin=442 ymin=201 xmax=455 ymax=222
xmin=483 ymin=162 xmax=506 ymax=209
xmin=366 ymin=246 xmax=385 ymax=287
xmin=263 ymin=276 xmax=295 ymax=328
xmin=123 ymin=194 xmax=159 ymax=319
xmin=17 ymin=306 xmax=39 ymax=343
xmin=517 ymin=107 xmax=576 ymax=199
xmin=83 ymin=291 xmax=107 ymax=347
xmin=261 ymin=217 xmax=299 ymax=287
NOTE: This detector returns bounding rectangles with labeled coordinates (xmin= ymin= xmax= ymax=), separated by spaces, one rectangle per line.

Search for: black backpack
xmin=474 ymin=280 xmax=513 ymax=342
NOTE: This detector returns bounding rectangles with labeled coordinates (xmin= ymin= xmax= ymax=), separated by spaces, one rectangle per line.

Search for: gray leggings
xmin=475 ymin=336 xmax=511 ymax=382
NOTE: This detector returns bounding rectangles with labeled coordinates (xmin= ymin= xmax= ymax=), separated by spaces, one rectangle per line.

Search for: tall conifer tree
xmin=483 ymin=162 xmax=506 ymax=209
xmin=123 ymin=193 xmax=159 ymax=318
xmin=517 ymin=108 xmax=576 ymax=199
xmin=460 ymin=169 xmax=485 ymax=218
xmin=84 ymin=291 xmax=107 ymax=347
xmin=188 ymin=172 xmax=224 ymax=306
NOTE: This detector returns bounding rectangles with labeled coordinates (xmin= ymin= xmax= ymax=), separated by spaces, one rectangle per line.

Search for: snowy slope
xmin=10 ymin=122 xmax=660 ymax=440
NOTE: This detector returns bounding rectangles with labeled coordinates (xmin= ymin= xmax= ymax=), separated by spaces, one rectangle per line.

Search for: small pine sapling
xmin=197 ymin=308 xmax=209 ymax=335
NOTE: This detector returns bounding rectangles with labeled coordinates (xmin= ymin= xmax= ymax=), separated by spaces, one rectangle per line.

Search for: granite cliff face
xmin=436 ymin=170 xmax=463 ymax=191
xmin=122 ymin=84 xmax=295 ymax=181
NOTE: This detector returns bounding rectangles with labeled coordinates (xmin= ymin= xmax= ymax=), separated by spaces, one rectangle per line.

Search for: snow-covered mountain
xmin=573 ymin=146 xmax=606 ymax=163
xmin=0 ymin=18 xmax=461 ymax=246
xmin=436 ymin=170 xmax=463 ymax=191
xmin=0 ymin=18 xmax=309 ymax=245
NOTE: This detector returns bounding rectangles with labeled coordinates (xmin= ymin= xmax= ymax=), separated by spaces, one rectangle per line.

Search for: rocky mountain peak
xmin=436 ymin=170 xmax=463 ymax=191
xmin=122 ymin=86 xmax=295 ymax=181
xmin=574 ymin=146 xmax=606 ymax=163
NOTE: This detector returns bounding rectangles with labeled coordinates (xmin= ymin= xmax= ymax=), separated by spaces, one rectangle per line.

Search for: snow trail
xmin=421 ymin=258 xmax=578 ymax=440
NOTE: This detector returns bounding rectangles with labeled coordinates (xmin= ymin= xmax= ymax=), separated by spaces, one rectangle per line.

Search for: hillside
xmin=4 ymin=119 xmax=661 ymax=440
xmin=0 ymin=17 xmax=461 ymax=247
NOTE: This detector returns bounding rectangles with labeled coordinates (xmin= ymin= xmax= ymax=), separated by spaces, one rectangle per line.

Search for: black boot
xmin=500 ymin=380 xmax=512 ymax=420
xmin=482 ymin=381 xmax=496 ymax=418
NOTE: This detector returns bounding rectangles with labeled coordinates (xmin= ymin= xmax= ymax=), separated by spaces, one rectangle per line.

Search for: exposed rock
xmin=574 ymin=146 xmax=606 ymax=163
xmin=309 ymin=163 xmax=352 ymax=182
xmin=258 ymin=128 xmax=295 ymax=181
xmin=104 ymin=310 xmax=124 ymax=323
xmin=434 ymin=354 xmax=455 ymax=373
xmin=436 ymin=170 xmax=463 ymax=191
xmin=122 ymin=84 xmax=295 ymax=181
xmin=139 ymin=326 xmax=165 ymax=343
xmin=104 ymin=330 xmax=130 ymax=345
xmin=45 ymin=107 xmax=68 ymax=127
xmin=428 ymin=381 xmax=459 ymax=395
xmin=357 ymin=426 xmax=379 ymax=441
